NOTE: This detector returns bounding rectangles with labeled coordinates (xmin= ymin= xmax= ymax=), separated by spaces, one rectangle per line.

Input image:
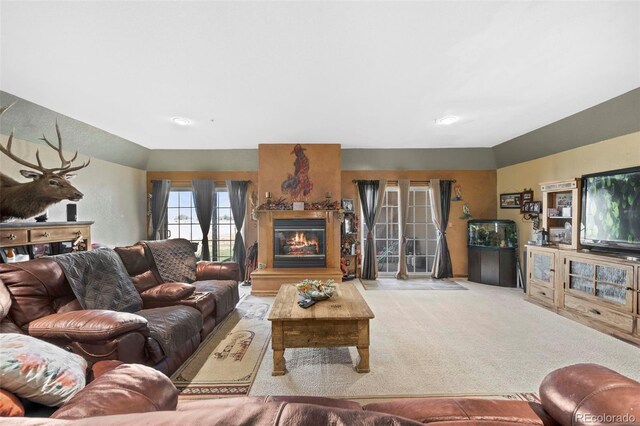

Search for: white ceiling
xmin=1 ymin=1 xmax=638 ymax=150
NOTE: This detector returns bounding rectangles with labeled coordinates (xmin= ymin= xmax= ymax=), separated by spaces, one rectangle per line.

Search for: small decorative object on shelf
xmin=295 ymin=279 xmax=336 ymax=301
xmin=255 ymin=197 xmax=341 ymax=211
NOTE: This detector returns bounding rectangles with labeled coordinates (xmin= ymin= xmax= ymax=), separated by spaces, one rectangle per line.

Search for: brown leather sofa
xmin=9 ymin=363 xmax=640 ymax=425
xmin=114 ymin=240 xmax=241 ymax=335
xmin=0 ymin=242 xmax=240 ymax=376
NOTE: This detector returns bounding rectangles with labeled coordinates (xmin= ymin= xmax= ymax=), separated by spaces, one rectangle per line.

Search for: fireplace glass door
xmin=273 ymin=219 xmax=326 ymax=268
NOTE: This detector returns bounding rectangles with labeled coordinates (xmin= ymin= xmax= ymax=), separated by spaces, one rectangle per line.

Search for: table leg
xmin=356 ymin=346 xmax=369 ymax=373
xmin=272 ymin=349 xmax=286 ymax=376
xmin=271 ymin=320 xmax=286 ymax=376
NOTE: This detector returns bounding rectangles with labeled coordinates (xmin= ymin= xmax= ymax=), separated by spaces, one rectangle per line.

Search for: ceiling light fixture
xmin=435 ymin=115 xmax=460 ymax=125
xmin=171 ymin=117 xmax=192 ymax=126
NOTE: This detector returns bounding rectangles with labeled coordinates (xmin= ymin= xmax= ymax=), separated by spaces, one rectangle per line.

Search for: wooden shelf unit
xmin=526 ymin=245 xmax=639 ymax=346
xmin=0 ymin=221 xmax=93 ymax=261
xmin=540 ymin=178 xmax=581 ymax=249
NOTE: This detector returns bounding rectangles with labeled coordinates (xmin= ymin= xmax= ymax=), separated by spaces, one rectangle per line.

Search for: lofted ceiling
xmin=1 ymin=1 xmax=638 ymax=150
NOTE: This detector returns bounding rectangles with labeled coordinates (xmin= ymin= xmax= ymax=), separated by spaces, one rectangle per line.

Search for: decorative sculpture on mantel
xmin=0 ymin=103 xmax=91 ymax=221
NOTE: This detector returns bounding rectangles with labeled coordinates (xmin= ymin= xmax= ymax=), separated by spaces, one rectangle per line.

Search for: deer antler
xmin=39 ymin=122 xmax=90 ymax=174
xmin=0 ymin=131 xmax=49 ymax=173
xmin=1 ymin=104 xmax=90 ymax=175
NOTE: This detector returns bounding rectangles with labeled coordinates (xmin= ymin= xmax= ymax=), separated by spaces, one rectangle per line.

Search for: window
xmin=167 ymin=189 xmax=236 ymax=261
xmin=363 ymin=186 xmax=437 ymax=275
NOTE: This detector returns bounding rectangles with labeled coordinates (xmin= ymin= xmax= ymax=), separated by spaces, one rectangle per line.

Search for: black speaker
xmin=66 ymin=204 xmax=77 ymax=222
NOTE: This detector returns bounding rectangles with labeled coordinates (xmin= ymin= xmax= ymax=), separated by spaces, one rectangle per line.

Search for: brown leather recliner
xmin=9 ymin=363 xmax=640 ymax=425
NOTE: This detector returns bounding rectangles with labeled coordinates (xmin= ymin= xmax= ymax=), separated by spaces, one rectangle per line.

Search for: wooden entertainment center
xmin=525 ymin=178 xmax=639 ymax=345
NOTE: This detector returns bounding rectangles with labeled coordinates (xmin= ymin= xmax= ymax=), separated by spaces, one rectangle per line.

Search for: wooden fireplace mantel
xmin=251 ymin=209 xmax=343 ymax=295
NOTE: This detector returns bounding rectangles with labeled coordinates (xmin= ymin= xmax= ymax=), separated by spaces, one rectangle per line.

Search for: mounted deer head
xmin=0 ymin=103 xmax=91 ymax=221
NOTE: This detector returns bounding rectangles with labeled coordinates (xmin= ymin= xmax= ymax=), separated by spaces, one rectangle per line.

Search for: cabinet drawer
xmin=564 ymin=294 xmax=634 ymax=333
xmin=29 ymin=227 xmax=88 ymax=243
xmin=529 ymin=282 xmax=554 ymax=306
xmin=0 ymin=229 xmax=28 ymax=246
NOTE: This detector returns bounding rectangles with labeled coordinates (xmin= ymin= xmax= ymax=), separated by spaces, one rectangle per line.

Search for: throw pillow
xmin=0 ymin=389 xmax=25 ymax=417
xmin=0 ymin=334 xmax=87 ymax=406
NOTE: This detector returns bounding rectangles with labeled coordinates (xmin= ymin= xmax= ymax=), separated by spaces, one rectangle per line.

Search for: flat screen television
xmin=580 ymin=166 xmax=640 ymax=253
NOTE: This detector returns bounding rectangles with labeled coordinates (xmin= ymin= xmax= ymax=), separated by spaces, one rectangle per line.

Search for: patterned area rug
xmin=171 ymin=296 xmax=272 ymax=399
xmin=360 ymin=278 xmax=467 ymax=291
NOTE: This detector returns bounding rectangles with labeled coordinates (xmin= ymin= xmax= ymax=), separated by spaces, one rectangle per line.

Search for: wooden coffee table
xmin=267 ymin=282 xmax=375 ymax=376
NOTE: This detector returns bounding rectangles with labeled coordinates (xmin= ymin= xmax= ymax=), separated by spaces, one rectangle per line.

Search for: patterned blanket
xmin=53 ymin=248 xmax=143 ymax=313
xmin=144 ymin=239 xmax=197 ymax=284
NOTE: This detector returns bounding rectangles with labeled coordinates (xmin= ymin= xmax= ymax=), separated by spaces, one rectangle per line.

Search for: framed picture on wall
xmin=342 ymin=199 xmax=354 ymax=212
xmin=500 ymin=193 xmax=521 ymax=209
xmin=520 ymin=190 xmax=534 ymax=213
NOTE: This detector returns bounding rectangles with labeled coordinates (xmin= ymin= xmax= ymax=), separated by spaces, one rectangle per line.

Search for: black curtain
xmin=226 ymin=180 xmax=249 ymax=279
xmin=150 ymin=180 xmax=171 ymax=240
xmin=431 ymin=179 xmax=454 ymax=279
xmin=356 ymin=180 xmax=386 ymax=280
xmin=192 ymin=180 xmax=216 ymax=261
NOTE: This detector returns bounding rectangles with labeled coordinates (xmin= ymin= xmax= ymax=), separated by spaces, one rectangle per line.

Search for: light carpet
xmin=361 ymin=278 xmax=467 ymax=291
xmin=248 ymin=280 xmax=640 ymax=398
xmin=171 ymin=296 xmax=272 ymax=398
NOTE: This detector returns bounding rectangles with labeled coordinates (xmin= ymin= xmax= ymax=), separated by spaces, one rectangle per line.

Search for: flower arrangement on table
xmin=295 ymin=279 xmax=336 ymax=301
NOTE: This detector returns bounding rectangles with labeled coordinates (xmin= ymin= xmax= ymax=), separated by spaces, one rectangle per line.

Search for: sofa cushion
xmin=136 ymin=306 xmax=202 ymax=357
xmin=114 ymin=244 xmax=161 ymax=292
xmin=193 ymin=280 xmax=239 ymax=322
xmin=140 ymin=282 xmax=196 ymax=303
xmin=0 ymin=389 xmax=25 ymax=417
xmin=143 ymin=239 xmax=197 ymax=284
xmin=52 ymin=248 xmax=143 ymax=313
xmin=51 ymin=363 xmax=178 ymax=420
xmin=0 ymin=259 xmax=73 ymax=327
xmin=0 ymin=333 xmax=87 ymax=407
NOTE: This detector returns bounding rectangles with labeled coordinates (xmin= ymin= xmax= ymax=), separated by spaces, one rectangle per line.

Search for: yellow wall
xmin=497 ymin=131 xmax=640 ymax=248
xmin=343 ymin=169 xmax=497 ymax=277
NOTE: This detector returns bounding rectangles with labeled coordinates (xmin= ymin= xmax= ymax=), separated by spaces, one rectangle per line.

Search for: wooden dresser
xmin=0 ymin=221 xmax=93 ymax=260
xmin=526 ymin=245 xmax=639 ymax=346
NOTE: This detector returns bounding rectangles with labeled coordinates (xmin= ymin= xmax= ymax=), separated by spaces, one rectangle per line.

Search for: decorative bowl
xmin=295 ymin=279 xmax=336 ymax=301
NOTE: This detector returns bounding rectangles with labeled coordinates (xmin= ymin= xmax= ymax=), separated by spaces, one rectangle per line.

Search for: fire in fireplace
xmin=273 ymin=219 xmax=326 ymax=268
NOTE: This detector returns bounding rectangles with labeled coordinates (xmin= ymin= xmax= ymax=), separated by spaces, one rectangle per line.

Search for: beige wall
xmin=342 ymin=170 xmax=497 ymax=277
xmin=1 ymin=136 xmax=147 ymax=247
xmin=496 ymin=131 xmax=640 ymax=248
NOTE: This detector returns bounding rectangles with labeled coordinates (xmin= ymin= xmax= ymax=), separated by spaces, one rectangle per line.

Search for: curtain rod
xmin=351 ymin=179 xmax=456 ymax=184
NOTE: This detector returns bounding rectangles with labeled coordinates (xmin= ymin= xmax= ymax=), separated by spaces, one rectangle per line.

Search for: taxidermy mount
xmin=0 ymin=103 xmax=91 ymax=221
